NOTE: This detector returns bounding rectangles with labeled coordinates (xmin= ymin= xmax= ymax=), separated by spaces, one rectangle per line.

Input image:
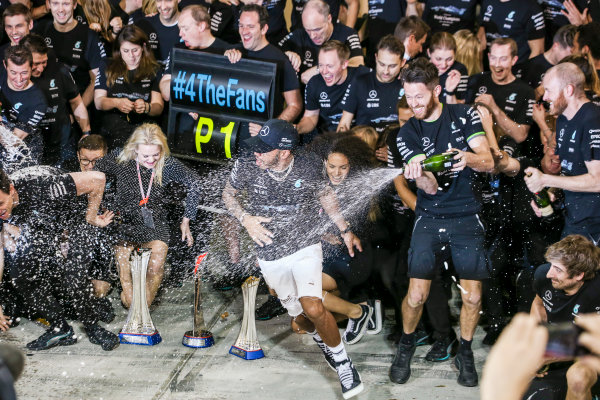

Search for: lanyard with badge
xmin=137 ymin=161 xmax=156 ymax=229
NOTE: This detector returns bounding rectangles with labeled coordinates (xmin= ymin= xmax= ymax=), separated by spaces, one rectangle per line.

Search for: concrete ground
xmin=3 ymin=281 xmax=488 ymax=400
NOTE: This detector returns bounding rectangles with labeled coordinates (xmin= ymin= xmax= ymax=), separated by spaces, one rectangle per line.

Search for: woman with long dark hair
xmin=94 ymin=25 xmax=164 ymax=149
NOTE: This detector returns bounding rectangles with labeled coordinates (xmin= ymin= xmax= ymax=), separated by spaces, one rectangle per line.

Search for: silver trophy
xmin=230 ymin=276 xmax=264 ymax=360
xmin=119 ymin=248 xmax=162 ymax=346
xmin=182 ymin=253 xmax=214 ymax=348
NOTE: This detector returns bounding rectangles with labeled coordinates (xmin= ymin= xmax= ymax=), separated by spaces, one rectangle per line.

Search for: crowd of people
xmin=0 ymin=0 xmax=598 ymax=398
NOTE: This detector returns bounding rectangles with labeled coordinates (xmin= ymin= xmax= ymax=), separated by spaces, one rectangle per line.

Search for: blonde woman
xmin=95 ymin=123 xmax=202 ymax=308
xmin=453 ymin=29 xmax=482 ymax=76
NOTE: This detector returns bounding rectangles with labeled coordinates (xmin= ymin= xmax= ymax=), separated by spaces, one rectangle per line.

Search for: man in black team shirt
xmin=297 ymin=40 xmax=368 ymax=139
xmin=523 ymin=24 xmax=576 ymax=99
xmin=0 ymin=4 xmax=33 ymax=58
xmin=278 ymin=0 xmax=362 ymax=85
xmin=0 ymin=45 xmax=46 ymax=164
xmin=135 ymin=0 xmax=181 ymax=65
xmin=225 ymin=4 xmax=302 ymax=139
xmin=222 ymin=119 xmax=364 ymax=399
xmin=159 ymin=4 xmax=232 ymax=102
xmin=21 ymin=33 xmax=90 ymax=166
xmin=0 ymin=167 xmax=118 ymax=351
xmin=338 ymin=35 xmax=405 ymax=133
xmin=524 ymin=235 xmax=600 ymax=400
xmin=477 ymin=0 xmax=545 ymax=75
xmin=525 ymin=62 xmax=600 ymax=243
xmin=390 ymin=58 xmax=493 ymax=387
xmin=466 ymin=38 xmax=536 ymax=148
xmin=36 ymin=0 xmax=106 ymax=108
xmin=290 ymin=0 xmax=358 ymax=32
xmin=420 ymin=0 xmax=479 ymax=34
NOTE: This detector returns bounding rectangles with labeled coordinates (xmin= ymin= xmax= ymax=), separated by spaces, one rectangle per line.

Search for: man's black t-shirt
xmin=135 ymin=15 xmax=181 ymax=65
xmin=32 ymin=59 xmax=80 ymax=153
xmin=439 ymin=60 xmax=469 ymax=102
xmin=341 ymin=70 xmax=404 ymax=132
xmin=279 ymin=23 xmax=362 ymax=74
xmin=534 ymin=263 xmax=600 ymax=323
xmin=396 ymin=103 xmax=486 ymax=217
xmin=465 ymin=72 xmax=535 ymax=126
xmin=522 ymin=53 xmax=553 ymax=89
xmin=305 ymin=65 xmax=370 ymax=132
xmin=555 ymin=102 xmax=600 ymax=232
xmin=36 ymin=21 xmax=106 ymax=94
xmin=229 ymin=152 xmax=324 ymax=261
xmin=423 ymin=0 xmax=479 ymax=34
xmin=164 ymin=38 xmax=232 ymax=72
xmin=538 ymin=0 xmax=589 ymax=39
xmin=368 ymin=0 xmax=407 ymax=23
xmin=386 ymin=125 xmax=418 ymax=217
xmin=208 ymin=1 xmax=240 ymax=44
xmin=479 ymin=0 xmax=545 ymax=63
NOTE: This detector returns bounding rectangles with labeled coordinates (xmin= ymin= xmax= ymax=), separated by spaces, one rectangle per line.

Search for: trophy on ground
xmin=229 ymin=276 xmax=264 ymax=360
xmin=119 ymin=248 xmax=162 ymax=346
xmin=182 ymin=253 xmax=214 ymax=348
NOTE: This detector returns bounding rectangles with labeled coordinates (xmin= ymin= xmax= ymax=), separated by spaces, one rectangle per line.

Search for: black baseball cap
xmin=244 ymin=119 xmax=298 ymax=153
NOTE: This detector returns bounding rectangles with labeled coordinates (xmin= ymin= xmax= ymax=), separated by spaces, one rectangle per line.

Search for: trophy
xmin=229 ymin=276 xmax=264 ymax=360
xmin=182 ymin=253 xmax=214 ymax=348
xmin=119 ymin=248 xmax=162 ymax=346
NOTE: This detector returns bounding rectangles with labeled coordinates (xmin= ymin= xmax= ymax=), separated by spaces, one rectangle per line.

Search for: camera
xmin=544 ymin=321 xmax=590 ymax=359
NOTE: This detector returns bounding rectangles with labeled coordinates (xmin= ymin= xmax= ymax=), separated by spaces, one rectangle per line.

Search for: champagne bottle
xmin=420 ymin=151 xmax=459 ymax=172
xmin=533 ymin=189 xmax=554 ymax=217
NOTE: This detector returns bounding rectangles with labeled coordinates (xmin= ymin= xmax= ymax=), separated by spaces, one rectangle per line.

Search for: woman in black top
xmin=95 ymin=123 xmax=202 ymax=309
xmin=94 ymin=25 xmax=164 ymax=150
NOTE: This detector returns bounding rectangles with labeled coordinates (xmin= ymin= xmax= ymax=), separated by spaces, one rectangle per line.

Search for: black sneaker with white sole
xmin=335 ymin=358 xmax=364 ymax=399
xmin=343 ymin=304 xmax=373 ymax=345
xmin=366 ymin=299 xmax=382 ymax=335
xmin=26 ymin=325 xmax=77 ymax=351
xmin=312 ymin=335 xmax=336 ymax=371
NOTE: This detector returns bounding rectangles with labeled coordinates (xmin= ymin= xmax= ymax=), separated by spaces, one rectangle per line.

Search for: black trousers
xmin=8 ymin=228 xmax=99 ymax=328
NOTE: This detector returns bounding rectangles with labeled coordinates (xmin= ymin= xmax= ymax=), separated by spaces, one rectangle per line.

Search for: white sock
xmin=329 ymin=341 xmax=349 ymax=363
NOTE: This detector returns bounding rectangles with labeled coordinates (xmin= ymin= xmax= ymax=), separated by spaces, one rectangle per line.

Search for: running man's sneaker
xmin=343 ymin=304 xmax=373 ymax=345
xmin=425 ymin=335 xmax=458 ymax=362
xmin=26 ymin=325 xmax=77 ymax=351
xmin=312 ymin=335 xmax=336 ymax=371
xmin=366 ymin=299 xmax=382 ymax=335
xmin=335 ymin=358 xmax=364 ymax=399
xmin=85 ymin=324 xmax=119 ymax=351
xmin=389 ymin=342 xmax=416 ymax=384
xmin=255 ymin=295 xmax=287 ymax=320
xmin=454 ymin=351 xmax=478 ymax=387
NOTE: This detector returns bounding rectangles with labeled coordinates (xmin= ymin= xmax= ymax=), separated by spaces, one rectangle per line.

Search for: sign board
xmin=167 ymin=48 xmax=277 ymax=164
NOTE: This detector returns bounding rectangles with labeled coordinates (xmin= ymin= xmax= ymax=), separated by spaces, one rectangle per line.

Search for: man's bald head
xmin=302 ymin=0 xmax=330 ymax=19
xmin=545 ymin=62 xmax=586 ymax=96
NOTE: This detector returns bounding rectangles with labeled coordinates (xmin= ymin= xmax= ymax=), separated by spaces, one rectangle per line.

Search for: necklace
xmin=266 ymin=157 xmax=294 ymax=182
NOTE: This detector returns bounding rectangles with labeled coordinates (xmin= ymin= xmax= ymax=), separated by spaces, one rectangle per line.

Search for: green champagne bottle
xmin=420 ymin=151 xmax=459 ymax=172
xmin=533 ymin=189 xmax=554 ymax=217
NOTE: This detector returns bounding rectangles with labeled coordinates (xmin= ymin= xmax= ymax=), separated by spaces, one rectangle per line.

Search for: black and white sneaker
xmin=335 ymin=358 xmax=364 ymax=399
xmin=343 ymin=304 xmax=373 ymax=345
xmin=312 ymin=335 xmax=336 ymax=371
xmin=366 ymin=299 xmax=382 ymax=335
xmin=26 ymin=325 xmax=77 ymax=351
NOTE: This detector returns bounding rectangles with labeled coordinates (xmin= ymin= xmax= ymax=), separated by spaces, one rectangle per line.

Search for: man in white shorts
xmin=222 ymin=118 xmax=364 ymax=399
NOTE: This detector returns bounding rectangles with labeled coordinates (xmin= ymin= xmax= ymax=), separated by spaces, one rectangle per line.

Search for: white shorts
xmin=258 ymin=243 xmax=323 ymax=317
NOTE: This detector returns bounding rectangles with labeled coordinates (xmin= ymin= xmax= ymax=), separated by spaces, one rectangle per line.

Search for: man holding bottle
xmin=390 ymin=58 xmax=494 ymax=387
xmin=524 ymin=62 xmax=600 ymax=244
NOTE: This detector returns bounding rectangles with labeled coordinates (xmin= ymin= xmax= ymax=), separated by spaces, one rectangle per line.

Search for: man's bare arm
xmin=278 ymin=89 xmax=303 ymax=122
xmin=296 ymin=109 xmax=319 ymax=134
xmin=69 ymin=94 xmax=91 ymax=132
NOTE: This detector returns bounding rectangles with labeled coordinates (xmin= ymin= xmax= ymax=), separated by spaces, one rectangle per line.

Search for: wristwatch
xmin=340 ymin=222 xmax=351 ymax=235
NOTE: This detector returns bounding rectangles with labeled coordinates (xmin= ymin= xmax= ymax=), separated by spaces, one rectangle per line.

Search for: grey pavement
xmin=3 ymin=281 xmax=488 ymax=399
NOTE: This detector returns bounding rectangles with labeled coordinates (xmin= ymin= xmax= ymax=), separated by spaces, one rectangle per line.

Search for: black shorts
xmin=408 ymin=214 xmax=489 ymax=280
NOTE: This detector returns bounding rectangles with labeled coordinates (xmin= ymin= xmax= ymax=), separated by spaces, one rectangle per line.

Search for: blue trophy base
xmin=229 ymin=345 xmax=265 ymax=360
xmin=119 ymin=330 xmax=162 ymax=346
xmin=182 ymin=331 xmax=214 ymax=348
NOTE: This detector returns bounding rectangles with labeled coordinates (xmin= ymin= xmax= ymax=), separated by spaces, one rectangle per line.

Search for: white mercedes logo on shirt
xmin=320 ymin=92 xmax=328 ymax=100
xmin=478 ymin=86 xmax=487 ymax=94
xmin=422 ymin=137 xmax=431 ymax=147
xmin=369 ymin=90 xmax=377 ymax=99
